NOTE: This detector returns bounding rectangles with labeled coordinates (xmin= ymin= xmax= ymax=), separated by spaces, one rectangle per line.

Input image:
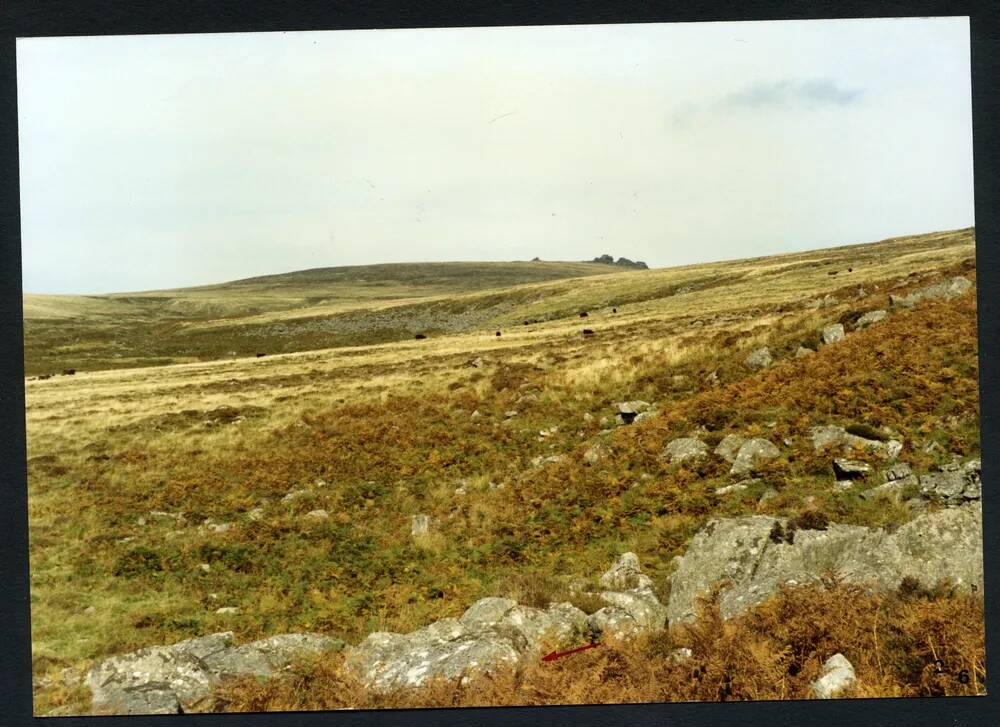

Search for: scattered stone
xmin=744 ymin=347 xmax=772 ymax=370
xmin=304 ymin=509 xmax=329 ymax=521
xmin=669 ymin=647 xmax=693 ymax=664
xmin=198 ymin=520 xmax=232 ymax=535
xmin=530 ymin=454 xmax=565 ymax=467
xmin=884 ymin=463 xmax=913 ymax=482
xmin=795 ymin=346 xmax=815 ymax=358
xmin=199 ymin=563 xmax=211 ymax=574
xmin=411 ymin=514 xmax=431 ymax=536
xmin=633 ymin=411 xmax=656 ymax=424
xmin=832 ymin=459 xmax=871 ymax=481
xmin=598 ymin=552 xmax=653 ymax=590
xmin=215 ymin=607 xmax=239 ymax=615
xmin=662 ymin=437 xmax=709 ymax=465
xmin=821 ymin=323 xmax=845 ymax=345
xmin=809 ymin=425 xmax=901 ymax=460
xmin=504 ymin=410 xmax=518 ymax=419
xmin=714 ymin=434 xmax=746 ymax=463
xmin=859 ymin=475 xmax=918 ymax=501
xmin=246 ymin=507 xmax=265 ymax=522
xmin=812 ymin=653 xmax=857 ymax=699
xmin=855 ymin=310 xmax=887 ymax=328
xmin=730 ymin=438 xmax=780 ymax=476
xmin=890 ymin=276 xmax=972 ymax=308
xmin=583 ymin=443 xmax=607 ymax=466
xmin=757 ymin=488 xmax=779 ymax=507
xmin=919 ymin=459 xmax=981 ymax=505
xmin=667 ymin=504 xmax=983 ymax=627
xmin=715 ymin=482 xmax=749 ymax=496
xmin=280 ymin=489 xmax=309 ymax=505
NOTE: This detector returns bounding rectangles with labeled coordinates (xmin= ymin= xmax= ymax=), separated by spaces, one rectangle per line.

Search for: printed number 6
xmin=958 ymin=670 xmax=970 ymax=684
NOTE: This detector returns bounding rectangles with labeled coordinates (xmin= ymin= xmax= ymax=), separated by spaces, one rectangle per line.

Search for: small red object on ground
xmin=541 ymin=642 xmax=601 ymax=662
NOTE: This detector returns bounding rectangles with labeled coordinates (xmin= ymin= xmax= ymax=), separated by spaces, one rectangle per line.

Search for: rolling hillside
xmin=24 ymin=227 xmax=982 ymax=714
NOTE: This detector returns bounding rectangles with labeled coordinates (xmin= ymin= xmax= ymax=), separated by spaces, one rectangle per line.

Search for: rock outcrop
xmin=590 ymin=254 xmax=649 ymax=270
xmin=667 ymin=504 xmax=983 ymax=628
xmin=86 ymin=632 xmax=343 ymax=715
xmin=344 ymin=553 xmax=666 ymax=692
xmin=918 ymin=459 xmax=981 ymax=505
xmin=890 ymin=276 xmax=972 ymax=308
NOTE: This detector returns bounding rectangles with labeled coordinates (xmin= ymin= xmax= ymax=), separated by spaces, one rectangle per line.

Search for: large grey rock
xmin=667 ymin=504 xmax=983 ymax=627
xmin=821 ymin=323 xmax=845 ymax=345
xmin=202 ymin=633 xmax=343 ymax=679
xmin=86 ymin=633 xmax=233 ymax=714
xmin=345 ymin=596 xmax=589 ymax=692
xmin=855 ymin=310 xmax=887 ymax=329
xmin=86 ymin=631 xmax=344 ymax=715
xmin=745 ymin=347 xmax=773 ymax=370
xmin=890 ymin=276 xmax=973 ymax=308
xmin=715 ymin=434 xmax=747 ymax=463
xmin=730 ymin=438 xmax=780 ymax=476
xmin=344 ymin=619 xmax=521 ymax=692
xmin=662 ymin=437 xmax=709 ymax=465
xmin=812 ymin=653 xmax=857 ymax=699
xmin=809 ymin=425 xmax=902 ymax=460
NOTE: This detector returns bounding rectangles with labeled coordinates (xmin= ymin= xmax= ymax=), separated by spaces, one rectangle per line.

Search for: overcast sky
xmin=17 ymin=17 xmax=974 ymax=294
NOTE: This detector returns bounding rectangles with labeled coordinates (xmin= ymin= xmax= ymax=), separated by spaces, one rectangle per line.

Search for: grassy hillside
xmin=22 ymin=260 xmax=618 ymax=376
xmin=25 ymin=227 xmax=981 ymax=713
xmin=22 ymin=229 xmax=971 ymax=376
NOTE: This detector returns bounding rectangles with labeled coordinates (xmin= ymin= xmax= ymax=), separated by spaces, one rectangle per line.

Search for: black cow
xmin=415 ymin=334 xmax=427 ymax=340
xmin=256 ymin=353 xmax=267 ymax=358
xmin=579 ymin=311 xmax=589 ymax=318
xmin=61 ymin=368 xmax=76 ymax=375
xmin=582 ymin=329 xmax=594 ymax=336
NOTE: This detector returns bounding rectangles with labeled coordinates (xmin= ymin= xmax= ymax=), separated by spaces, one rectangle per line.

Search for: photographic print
xmin=17 ymin=17 xmax=983 ymax=716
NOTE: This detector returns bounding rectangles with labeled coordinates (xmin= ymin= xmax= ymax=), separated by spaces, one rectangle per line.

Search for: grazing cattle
xmin=61 ymin=368 xmax=76 ymax=376
xmin=579 ymin=311 xmax=589 ymax=318
xmin=612 ymin=307 xmax=617 ymax=313
xmin=255 ymin=353 xmax=267 ymax=358
xmin=495 ymin=331 xmax=502 ymax=337
xmin=848 ymin=267 xmax=853 ymax=272
xmin=523 ymin=321 xmax=529 ymax=326
xmin=828 ymin=271 xmax=838 ymax=276
xmin=37 ymin=374 xmax=51 ymax=380
xmin=415 ymin=334 xmax=427 ymax=340
xmin=582 ymin=329 xmax=594 ymax=336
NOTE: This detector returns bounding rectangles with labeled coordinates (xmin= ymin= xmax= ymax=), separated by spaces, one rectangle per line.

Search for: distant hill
xmin=21 ymin=229 xmax=975 ymax=376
